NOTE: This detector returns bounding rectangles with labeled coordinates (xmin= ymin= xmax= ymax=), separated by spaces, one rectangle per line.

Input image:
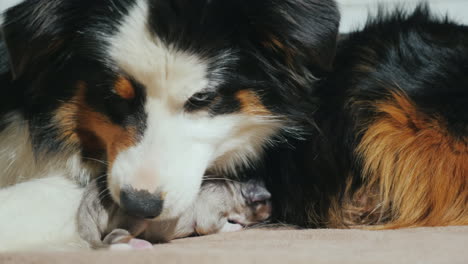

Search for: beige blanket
xmin=1 ymin=227 xmax=467 ymax=264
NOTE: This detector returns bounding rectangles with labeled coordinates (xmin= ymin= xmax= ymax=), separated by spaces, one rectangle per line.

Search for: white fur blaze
xmin=106 ymin=0 xmax=282 ymax=220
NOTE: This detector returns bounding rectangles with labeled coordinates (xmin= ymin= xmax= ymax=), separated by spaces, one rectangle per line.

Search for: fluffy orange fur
xmin=353 ymin=92 xmax=468 ymax=228
xmin=236 ymin=90 xmax=271 ymax=116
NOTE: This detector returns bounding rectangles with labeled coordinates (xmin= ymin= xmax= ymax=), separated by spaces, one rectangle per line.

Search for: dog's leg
xmin=0 ymin=175 xmax=88 ymax=251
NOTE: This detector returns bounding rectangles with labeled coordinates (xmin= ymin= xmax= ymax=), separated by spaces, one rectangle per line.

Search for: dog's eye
xmin=185 ymin=91 xmax=217 ymax=111
xmin=191 ymin=91 xmax=216 ymax=102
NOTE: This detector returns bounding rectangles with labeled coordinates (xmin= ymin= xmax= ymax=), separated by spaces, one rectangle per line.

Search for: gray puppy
xmin=77 ymin=179 xmax=272 ymax=249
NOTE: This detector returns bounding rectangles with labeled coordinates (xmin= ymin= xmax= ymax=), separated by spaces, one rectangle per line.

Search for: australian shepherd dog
xmin=0 ymin=0 xmax=339 ymax=249
xmin=0 ymin=0 xmax=466 ymax=250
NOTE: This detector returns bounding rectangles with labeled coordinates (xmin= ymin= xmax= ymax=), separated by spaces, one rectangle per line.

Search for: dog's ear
xmin=2 ymin=1 xmax=71 ymax=80
xmin=243 ymin=0 xmax=340 ymax=77
xmin=241 ymin=180 xmax=271 ymax=205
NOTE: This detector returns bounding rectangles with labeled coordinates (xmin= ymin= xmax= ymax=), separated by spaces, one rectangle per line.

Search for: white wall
xmin=0 ymin=0 xmax=24 ymax=25
xmin=0 ymin=0 xmax=23 ymax=14
xmin=338 ymin=0 xmax=468 ymax=32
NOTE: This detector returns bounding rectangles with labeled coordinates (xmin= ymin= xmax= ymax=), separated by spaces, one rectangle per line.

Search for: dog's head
xmin=2 ymin=0 xmax=339 ymax=219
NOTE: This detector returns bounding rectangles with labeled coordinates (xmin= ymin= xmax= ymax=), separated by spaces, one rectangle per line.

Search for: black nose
xmin=120 ymin=188 xmax=164 ymax=219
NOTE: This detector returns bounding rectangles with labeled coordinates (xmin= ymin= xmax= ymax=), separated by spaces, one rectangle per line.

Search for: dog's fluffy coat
xmin=0 ymin=0 xmax=338 ymax=249
xmin=0 ymin=0 xmax=466 ymax=251
xmin=257 ymin=6 xmax=468 ymax=228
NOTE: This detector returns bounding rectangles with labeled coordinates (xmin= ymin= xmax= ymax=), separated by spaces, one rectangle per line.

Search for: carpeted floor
xmin=2 ymin=226 xmax=467 ymax=264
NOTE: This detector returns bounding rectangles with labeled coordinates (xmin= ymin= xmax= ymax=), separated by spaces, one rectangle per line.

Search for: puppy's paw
xmin=104 ymin=229 xmax=153 ymax=250
xmin=220 ymin=222 xmax=244 ymax=233
xmin=109 ymin=238 xmax=153 ymax=251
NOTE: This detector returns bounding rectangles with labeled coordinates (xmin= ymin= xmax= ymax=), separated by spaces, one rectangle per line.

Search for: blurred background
xmin=338 ymin=0 xmax=468 ymax=32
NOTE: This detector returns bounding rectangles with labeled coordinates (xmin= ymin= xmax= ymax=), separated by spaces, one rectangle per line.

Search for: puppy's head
xmin=2 ymin=0 xmax=339 ymax=220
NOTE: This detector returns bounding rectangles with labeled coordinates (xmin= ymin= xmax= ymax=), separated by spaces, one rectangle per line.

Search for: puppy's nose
xmin=120 ymin=188 xmax=164 ymax=219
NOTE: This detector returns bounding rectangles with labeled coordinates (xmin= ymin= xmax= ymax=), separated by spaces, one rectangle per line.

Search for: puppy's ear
xmin=244 ymin=0 xmax=340 ymax=76
xmin=241 ymin=180 xmax=271 ymax=205
xmin=2 ymin=1 xmax=70 ymax=80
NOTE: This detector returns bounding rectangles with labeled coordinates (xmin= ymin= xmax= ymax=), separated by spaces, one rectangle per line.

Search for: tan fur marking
xmin=262 ymin=34 xmax=284 ymax=51
xmin=262 ymin=34 xmax=296 ymax=68
xmin=55 ymin=82 xmax=137 ymax=165
xmin=114 ymin=77 xmax=135 ymax=100
xmin=354 ymin=92 xmax=468 ymax=228
xmin=78 ymin=108 xmax=137 ymax=166
xmin=236 ymin=90 xmax=271 ymax=116
xmin=54 ymin=100 xmax=81 ymax=145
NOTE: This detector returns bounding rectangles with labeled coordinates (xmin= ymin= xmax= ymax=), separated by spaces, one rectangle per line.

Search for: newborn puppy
xmin=77 ymin=179 xmax=272 ymax=249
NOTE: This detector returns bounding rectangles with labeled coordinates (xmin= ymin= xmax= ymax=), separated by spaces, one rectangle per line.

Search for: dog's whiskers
xmin=97 ymin=193 xmax=112 ymax=204
xmin=83 ymin=157 xmax=109 ymax=166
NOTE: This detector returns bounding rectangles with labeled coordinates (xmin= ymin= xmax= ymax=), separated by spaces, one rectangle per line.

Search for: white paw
xmin=109 ymin=243 xmax=134 ymax=251
xmin=220 ymin=222 xmax=244 ymax=233
xmin=109 ymin=239 xmax=153 ymax=251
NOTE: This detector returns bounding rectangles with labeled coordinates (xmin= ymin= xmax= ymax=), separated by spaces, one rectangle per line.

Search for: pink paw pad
xmin=129 ymin=238 xmax=153 ymax=249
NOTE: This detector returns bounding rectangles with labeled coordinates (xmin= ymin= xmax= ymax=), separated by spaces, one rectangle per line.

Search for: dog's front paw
xmin=109 ymin=238 xmax=153 ymax=250
xmin=104 ymin=229 xmax=153 ymax=250
xmin=220 ymin=222 xmax=244 ymax=233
